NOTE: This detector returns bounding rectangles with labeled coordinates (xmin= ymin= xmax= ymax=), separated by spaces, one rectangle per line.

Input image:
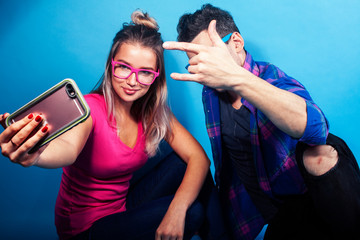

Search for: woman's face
xmin=111 ymin=42 xmax=157 ymax=105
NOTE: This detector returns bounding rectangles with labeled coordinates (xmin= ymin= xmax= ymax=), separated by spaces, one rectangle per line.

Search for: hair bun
xmin=131 ymin=10 xmax=159 ymax=30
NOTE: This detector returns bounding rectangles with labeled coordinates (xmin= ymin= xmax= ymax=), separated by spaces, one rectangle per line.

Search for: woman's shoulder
xmin=84 ymin=93 xmax=107 ymax=120
xmin=84 ymin=93 xmax=105 ymax=108
xmin=85 ymin=93 xmax=104 ymax=102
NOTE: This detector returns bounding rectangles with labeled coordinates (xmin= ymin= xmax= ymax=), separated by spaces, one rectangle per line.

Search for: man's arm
xmin=163 ymin=20 xmax=308 ymax=138
xmin=230 ymin=68 xmax=307 ymax=138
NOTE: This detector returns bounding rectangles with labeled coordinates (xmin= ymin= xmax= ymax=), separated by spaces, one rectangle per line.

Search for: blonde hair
xmin=92 ymin=10 xmax=172 ymax=157
xmin=131 ymin=10 xmax=158 ymax=30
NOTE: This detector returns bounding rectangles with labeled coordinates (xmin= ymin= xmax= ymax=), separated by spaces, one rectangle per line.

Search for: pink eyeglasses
xmin=111 ymin=59 xmax=159 ymax=85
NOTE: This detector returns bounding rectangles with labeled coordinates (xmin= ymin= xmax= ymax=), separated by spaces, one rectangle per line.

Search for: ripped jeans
xmin=265 ymin=133 xmax=360 ymax=239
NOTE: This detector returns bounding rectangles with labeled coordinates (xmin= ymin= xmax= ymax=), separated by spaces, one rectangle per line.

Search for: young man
xmin=163 ymin=4 xmax=360 ymax=240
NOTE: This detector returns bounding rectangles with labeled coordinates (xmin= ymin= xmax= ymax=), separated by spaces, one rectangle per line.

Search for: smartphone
xmin=5 ymin=78 xmax=90 ymax=151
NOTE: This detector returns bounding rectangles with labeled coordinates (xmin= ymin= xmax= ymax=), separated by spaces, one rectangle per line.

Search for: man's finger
xmin=163 ymin=41 xmax=206 ymax=54
xmin=208 ymin=20 xmax=226 ymax=48
xmin=170 ymin=73 xmax=201 ymax=83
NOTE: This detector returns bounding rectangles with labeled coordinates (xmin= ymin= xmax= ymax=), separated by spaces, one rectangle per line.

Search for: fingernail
xmin=42 ymin=124 xmax=48 ymax=133
xmin=28 ymin=113 xmax=34 ymax=119
xmin=35 ymin=115 xmax=42 ymax=122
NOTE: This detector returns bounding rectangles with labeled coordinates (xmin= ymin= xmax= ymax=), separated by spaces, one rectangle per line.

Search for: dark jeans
xmin=264 ymin=133 xmax=360 ymax=240
xmin=197 ymin=172 xmax=230 ymax=240
xmin=70 ymin=151 xmax=228 ymax=240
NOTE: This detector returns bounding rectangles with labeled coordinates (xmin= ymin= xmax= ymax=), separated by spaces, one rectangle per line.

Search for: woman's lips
xmin=123 ymin=88 xmax=139 ymax=95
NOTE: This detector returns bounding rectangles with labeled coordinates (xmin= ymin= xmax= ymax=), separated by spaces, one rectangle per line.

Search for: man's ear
xmin=229 ymin=32 xmax=245 ymax=53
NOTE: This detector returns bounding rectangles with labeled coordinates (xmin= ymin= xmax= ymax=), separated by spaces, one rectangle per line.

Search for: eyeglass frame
xmin=185 ymin=32 xmax=233 ymax=70
xmin=111 ymin=59 xmax=159 ymax=85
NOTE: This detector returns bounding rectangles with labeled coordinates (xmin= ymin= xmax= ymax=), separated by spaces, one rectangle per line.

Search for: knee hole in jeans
xmin=303 ymin=145 xmax=338 ymax=176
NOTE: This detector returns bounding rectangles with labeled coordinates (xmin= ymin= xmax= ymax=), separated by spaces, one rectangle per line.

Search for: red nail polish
xmin=35 ymin=115 xmax=42 ymax=122
xmin=42 ymin=125 xmax=48 ymax=133
xmin=28 ymin=113 xmax=34 ymax=119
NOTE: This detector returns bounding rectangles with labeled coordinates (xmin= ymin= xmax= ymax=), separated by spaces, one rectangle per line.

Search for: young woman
xmin=0 ymin=11 xmax=210 ymax=240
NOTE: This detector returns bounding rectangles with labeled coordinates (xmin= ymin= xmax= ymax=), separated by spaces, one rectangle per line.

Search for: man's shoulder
xmin=253 ymin=60 xmax=305 ymax=90
xmin=255 ymin=61 xmax=288 ymax=80
xmin=244 ymin=52 xmax=287 ymax=79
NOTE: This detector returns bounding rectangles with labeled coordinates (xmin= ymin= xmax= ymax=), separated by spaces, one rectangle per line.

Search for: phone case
xmin=5 ymin=78 xmax=90 ymax=150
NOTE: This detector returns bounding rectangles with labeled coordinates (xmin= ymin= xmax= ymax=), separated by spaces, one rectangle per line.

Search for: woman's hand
xmin=0 ymin=113 xmax=9 ymax=129
xmin=0 ymin=113 xmax=49 ymax=167
xmin=155 ymin=202 xmax=187 ymax=240
xmin=155 ymin=117 xmax=210 ymax=240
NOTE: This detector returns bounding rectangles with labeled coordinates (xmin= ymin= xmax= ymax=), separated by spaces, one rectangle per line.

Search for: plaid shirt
xmin=202 ymin=52 xmax=329 ymax=239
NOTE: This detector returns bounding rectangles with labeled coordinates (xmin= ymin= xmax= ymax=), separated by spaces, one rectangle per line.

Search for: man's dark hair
xmin=177 ymin=4 xmax=240 ymax=42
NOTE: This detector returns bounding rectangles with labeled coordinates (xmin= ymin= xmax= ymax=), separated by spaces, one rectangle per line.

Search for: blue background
xmin=0 ymin=0 xmax=359 ymax=239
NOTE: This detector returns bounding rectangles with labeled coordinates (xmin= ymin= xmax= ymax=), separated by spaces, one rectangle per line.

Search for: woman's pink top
xmin=55 ymin=94 xmax=148 ymax=239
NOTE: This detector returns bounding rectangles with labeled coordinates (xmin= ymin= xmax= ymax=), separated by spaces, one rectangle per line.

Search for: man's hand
xmin=163 ymin=20 xmax=248 ymax=90
xmin=163 ymin=20 xmax=309 ymax=138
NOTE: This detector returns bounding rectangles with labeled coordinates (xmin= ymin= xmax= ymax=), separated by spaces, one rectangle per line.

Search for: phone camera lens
xmin=65 ymin=83 xmax=76 ymax=98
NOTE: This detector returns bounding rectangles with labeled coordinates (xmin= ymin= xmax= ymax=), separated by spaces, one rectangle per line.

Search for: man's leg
xmin=263 ymin=193 xmax=325 ymax=240
xmin=197 ymin=173 xmax=230 ymax=240
xmin=296 ymin=133 xmax=360 ymax=236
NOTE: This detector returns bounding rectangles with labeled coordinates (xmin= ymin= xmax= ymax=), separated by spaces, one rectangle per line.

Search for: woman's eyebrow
xmin=115 ymin=59 xmax=156 ymax=71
